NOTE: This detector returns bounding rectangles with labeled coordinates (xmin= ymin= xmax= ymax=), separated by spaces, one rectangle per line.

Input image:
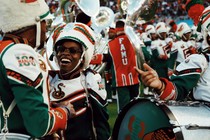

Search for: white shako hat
xmin=176 ymin=22 xmax=191 ymax=38
xmin=54 ymin=22 xmax=96 ymax=70
xmin=145 ymin=25 xmax=156 ymax=34
xmin=155 ymin=22 xmax=168 ymax=38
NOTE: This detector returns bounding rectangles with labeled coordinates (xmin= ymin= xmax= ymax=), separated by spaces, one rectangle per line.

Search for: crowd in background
xmin=45 ymin=0 xmax=210 ymax=25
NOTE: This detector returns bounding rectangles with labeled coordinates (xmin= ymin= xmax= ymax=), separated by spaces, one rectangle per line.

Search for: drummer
xmin=0 ymin=0 xmax=75 ymax=138
xmin=135 ymin=6 xmax=210 ymax=102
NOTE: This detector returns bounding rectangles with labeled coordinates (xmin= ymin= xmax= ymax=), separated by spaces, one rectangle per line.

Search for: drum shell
xmin=112 ymin=98 xmax=210 ymax=140
xmin=165 ymin=103 xmax=210 ymax=140
xmin=112 ymin=98 xmax=174 ymax=140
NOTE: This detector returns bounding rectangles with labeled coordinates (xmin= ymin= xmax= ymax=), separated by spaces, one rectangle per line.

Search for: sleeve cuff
xmin=90 ymin=54 xmax=103 ymax=65
xmin=158 ymin=78 xmax=176 ymax=100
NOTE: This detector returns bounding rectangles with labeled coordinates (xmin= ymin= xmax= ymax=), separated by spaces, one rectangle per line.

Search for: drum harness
xmin=0 ymin=98 xmax=16 ymax=134
xmin=0 ymin=98 xmax=39 ymax=140
xmin=80 ymin=71 xmax=97 ymax=140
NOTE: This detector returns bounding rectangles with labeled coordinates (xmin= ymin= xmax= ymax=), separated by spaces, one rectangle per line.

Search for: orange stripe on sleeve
xmin=48 ymin=107 xmax=68 ymax=134
xmin=90 ymin=54 xmax=103 ymax=65
xmin=0 ymin=40 xmax=13 ymax=53
xmin=159 ymin=78 xmax=176 ymax=100
xmin=20 ymin=0 xmax=37 ymax=3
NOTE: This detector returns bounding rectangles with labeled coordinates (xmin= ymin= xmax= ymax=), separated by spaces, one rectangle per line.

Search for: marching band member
xmin=91 ymin=20 xmax=140 ymax=113
xmin=135 ymin=6 xmax=210 ymax=102
xmin=173 ymin=22 xmax=197 ymax=67
xmin=150 ymin=22 xmax=173 ymax=79
xmin=191 ymin=25 xmax=204 ymax=53
xmin=0 ymin=0 xmax=75 ymax=139
xmin=144 ymin=24 xmax=157 ymax=56
xmin=49 ymin=22 xmax=111 ymax=140
xmin=141 ymin=25 xmax=156 ymax=95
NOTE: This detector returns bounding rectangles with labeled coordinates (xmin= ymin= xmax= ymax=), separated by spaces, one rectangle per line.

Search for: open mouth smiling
xmin=60 ymin=58 xmax=72 ymax=65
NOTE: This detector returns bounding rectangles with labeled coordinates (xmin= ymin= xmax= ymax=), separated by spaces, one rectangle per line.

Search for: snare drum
xmin=112 ymin=98 xmax=210 ymax=140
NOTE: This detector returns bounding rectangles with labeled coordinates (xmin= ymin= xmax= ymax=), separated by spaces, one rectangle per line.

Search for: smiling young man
xmin=48 ymin=22 xmax=111 ymax=140
xmin=55 ymin=40 xmax=83 ymax=79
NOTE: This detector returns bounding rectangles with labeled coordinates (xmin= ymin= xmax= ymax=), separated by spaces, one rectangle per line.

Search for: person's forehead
xmin=62 ymin=41 xmax=81 ymax=46
xmin=61 ymin=41 xmax=83 ymax=50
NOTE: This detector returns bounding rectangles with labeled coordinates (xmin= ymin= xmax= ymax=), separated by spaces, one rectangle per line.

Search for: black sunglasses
xmin=55 ymin=45 xmax=82 ymax=54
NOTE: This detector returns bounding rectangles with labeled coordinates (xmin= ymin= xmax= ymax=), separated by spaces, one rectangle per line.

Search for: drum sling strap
xmin=0 ymin=99 xmax=37 ymax=140
xmin=0 ymin=99 xmax=16 ymax=134
xmin=81 ymin=71 xmax=97 ymax=140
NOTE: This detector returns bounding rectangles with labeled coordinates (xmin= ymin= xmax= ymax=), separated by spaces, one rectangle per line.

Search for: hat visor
xmin=44 ymin=13 xmax=55 ymax=20
xmin=40 ymin=11 xmax=55 ymax=21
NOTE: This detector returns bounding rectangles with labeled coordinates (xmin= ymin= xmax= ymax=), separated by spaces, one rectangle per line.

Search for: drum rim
xmin=0 ymin=132 xmax=31 ymax=139
xmin=160 ymin=103 xmax=184 ymax=140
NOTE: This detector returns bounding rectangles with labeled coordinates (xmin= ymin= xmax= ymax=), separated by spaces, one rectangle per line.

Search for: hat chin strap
xmin=182 ymin=34 xmax=187 ymax=41
xmin=35 ymin=22 xmax=41 ymax=50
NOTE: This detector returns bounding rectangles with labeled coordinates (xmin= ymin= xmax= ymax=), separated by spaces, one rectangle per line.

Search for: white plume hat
xmin=145 ymin=24 xmax=156 ymax=35
xmin=176 ymin=22 xmax=191 ymax=38
xmin=155 ymin=22 xmax=168 ymax=34
xmin=145 ymin=25 xmax=155 ymax=33
xmin=0 ymin=0 xmax=52 ymax=33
